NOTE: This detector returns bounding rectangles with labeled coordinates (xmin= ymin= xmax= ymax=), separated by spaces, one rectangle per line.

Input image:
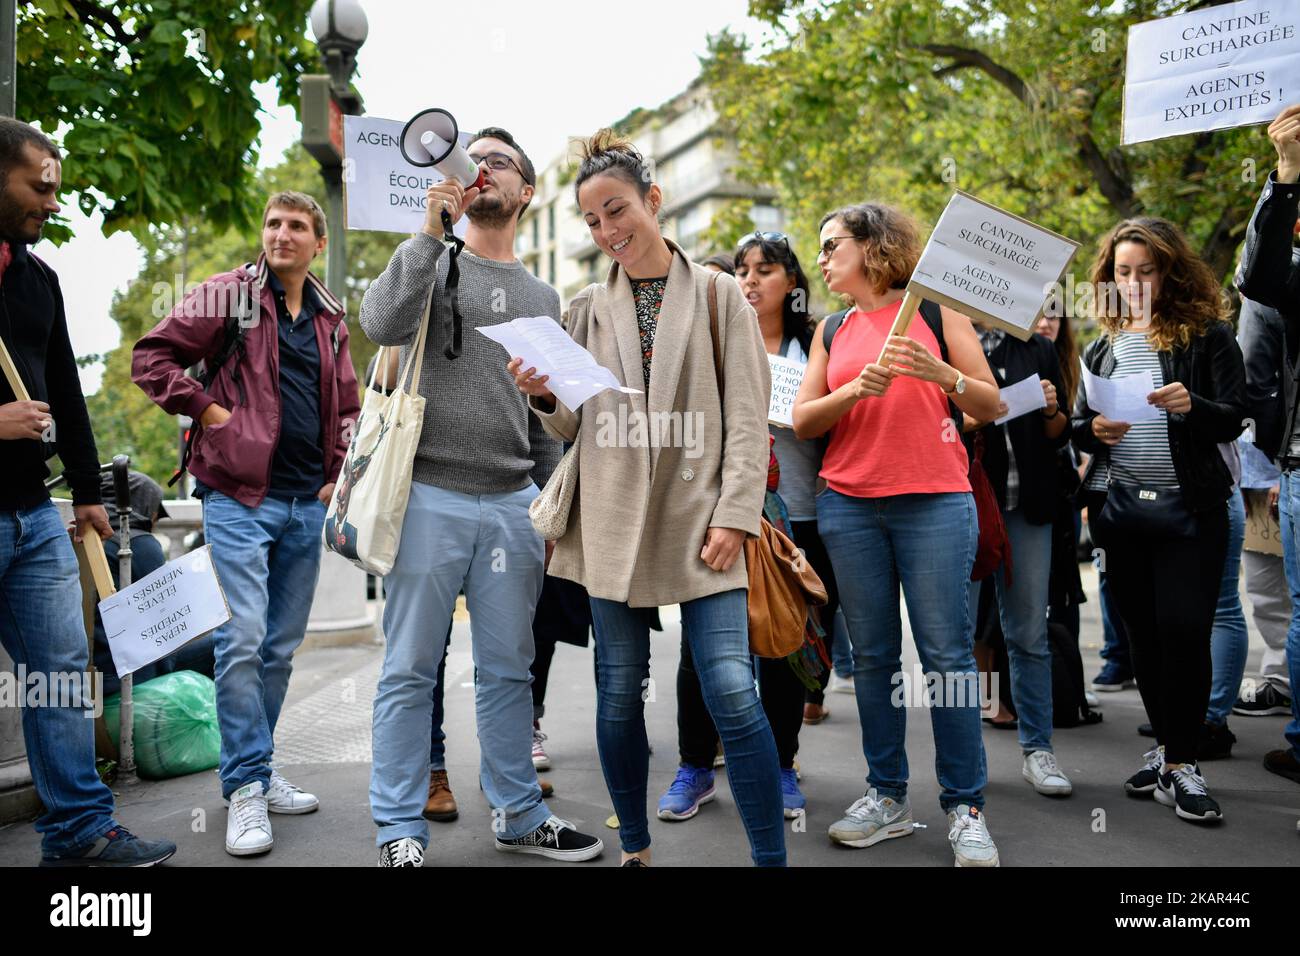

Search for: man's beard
xmin=467 ymin=190 xmax=520 ymax=229
xmin=0 ymin=192 xmax=39 ymax=244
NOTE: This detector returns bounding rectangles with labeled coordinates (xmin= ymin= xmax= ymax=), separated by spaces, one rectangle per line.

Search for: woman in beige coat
xmin=510 ymin=130 xmax=785 ymax=867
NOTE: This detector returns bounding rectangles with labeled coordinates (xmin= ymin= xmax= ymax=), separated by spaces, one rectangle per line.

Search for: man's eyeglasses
xmin=468 ymin=151 xmax=527 ymax=180
xmin=819 ymin=235 xmax=855 ymax=258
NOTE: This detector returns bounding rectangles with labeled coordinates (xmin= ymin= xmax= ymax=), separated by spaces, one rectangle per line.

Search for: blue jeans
xmin=0 ymin=502 xmax=118 ymax=854
xmin=817 ymin=489 xmax=987 ymax=811
xmin=966 ymin=508 xmax=1054 ymax=754
xmin=1098 ymin=572 xmax=1131 ymax=674
xmin=371 ymin=482 xmax=549 ymax=847
xmin=1274 ymin=473 xmax=1300 ymax=756
xmin=1207 ymin=488 xmax=1249 ymax=726
xmin=590 ymin=589 xmax=785 ymax=866
xmin=202 ymin=491 xmax=325 ymax=798
xmin=831 ymin=607 xmax=852 ymax=678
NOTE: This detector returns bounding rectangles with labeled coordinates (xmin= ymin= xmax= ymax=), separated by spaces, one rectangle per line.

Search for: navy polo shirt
xmin=266 ymin=271 xmax=325 ymax=499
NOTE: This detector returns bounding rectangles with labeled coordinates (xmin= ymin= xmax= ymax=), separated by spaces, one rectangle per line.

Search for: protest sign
xmin=888 ymin=191 xmax=1078 ymax=353
xmin=342 ymin=114 xmax=470 ymax=237
xmin=97 ymin=545 xmax=231 ymax=677
xmin=767 ymin=354 xmax=804 ymax=427
xmin=1122 ymin=0 xmax=1300 ymax=145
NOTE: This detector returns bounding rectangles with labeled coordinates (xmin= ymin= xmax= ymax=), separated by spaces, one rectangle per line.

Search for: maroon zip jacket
xmin=131 ymin=255 xmax=361 ymax=508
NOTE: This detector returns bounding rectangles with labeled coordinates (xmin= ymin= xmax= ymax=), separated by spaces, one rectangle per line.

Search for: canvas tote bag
xmin=322 ymin=294 xmax=431 ymax=575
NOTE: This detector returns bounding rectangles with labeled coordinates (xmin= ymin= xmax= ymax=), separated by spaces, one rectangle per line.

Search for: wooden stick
xmin=0 ymin=335 xmax=31 ymax=401
xmin=76 ymin=531 xmax=117 ymax=602
xmin=873 ymin=289 xmax=923 ymax=368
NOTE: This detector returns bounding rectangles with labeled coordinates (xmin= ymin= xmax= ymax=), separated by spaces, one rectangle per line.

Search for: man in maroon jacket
xmin=133 ymin=191 xmax=361 ymax=858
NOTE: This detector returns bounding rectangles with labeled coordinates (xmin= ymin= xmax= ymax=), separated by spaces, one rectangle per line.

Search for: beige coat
xmin=531 ymin=240 xmax=771 ymax=608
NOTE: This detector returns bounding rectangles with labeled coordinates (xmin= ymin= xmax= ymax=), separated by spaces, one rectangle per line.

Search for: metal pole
xmin=110 ymin=456 xmax=137 ymax=781
xmin=323 ymin=163 xmax=346 ymax=300
xmin=0 ymin=0 xmax=15 ymax=118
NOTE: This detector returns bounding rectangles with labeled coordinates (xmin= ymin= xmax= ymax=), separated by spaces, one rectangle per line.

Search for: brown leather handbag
xmin=705 ymin=274 xmax=828 ymax=658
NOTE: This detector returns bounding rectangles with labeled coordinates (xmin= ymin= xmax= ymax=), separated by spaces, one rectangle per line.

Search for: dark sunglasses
xmin=740 ymin=230 xmax=790 ymax=251
xmin=819 ymin=235 xmax=855 ymax=258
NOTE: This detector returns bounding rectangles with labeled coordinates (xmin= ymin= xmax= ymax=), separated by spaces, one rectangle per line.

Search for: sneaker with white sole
xmin=225 ymin=781 xmax=273 ymax=857
xmin=531 ymin=724 xmax=551 ymax=771
xmin=1124 ymin=746 xmax=1164 ymax=797
xmin=828 ymin=672 xmax=855 ymax=695
xmin=1155 ymin=764 xmax=1223 ymax=823
xmin=378 ymin=837 xmax=424 ymax=867
xmin=828 ymin=791 xmax=914 ymax=848
xmin=1022 ymin=750 xmax=1073 ymax=796
xmin=947 ymin=804 xmax=999 ymax=867
xmin=267 ymin=769 xmax=319 ymax=814
xmin=495 ymin=815 xmax=603 ymax=861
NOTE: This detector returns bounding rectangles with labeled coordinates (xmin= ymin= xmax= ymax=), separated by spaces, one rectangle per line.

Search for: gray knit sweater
xmin=359 ymin=232 xmax=562 ymax=495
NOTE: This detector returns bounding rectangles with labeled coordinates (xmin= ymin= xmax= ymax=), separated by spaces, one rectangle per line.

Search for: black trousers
xmin=677 ymin=520 xmax=837 ymax=769
xmin=1087 ymin=491 xmax=1227 ymax=765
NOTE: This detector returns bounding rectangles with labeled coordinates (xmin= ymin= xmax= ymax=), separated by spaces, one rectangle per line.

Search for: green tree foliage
xmin=702 ymin=0 xmax=1280 ymax=292
xmin=18 ymin=0 xmax=317 ymax=242
xmin=86 ymin=145 xmax=406 ymax=488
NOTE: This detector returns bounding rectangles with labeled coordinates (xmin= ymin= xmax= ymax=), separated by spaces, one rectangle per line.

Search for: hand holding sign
xmin=1270 ymin=103 xmax=1300 ymax=181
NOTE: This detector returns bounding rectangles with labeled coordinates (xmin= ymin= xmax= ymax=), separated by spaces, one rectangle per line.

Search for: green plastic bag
xmin=103 ymin=671 xmax=220 ymax=780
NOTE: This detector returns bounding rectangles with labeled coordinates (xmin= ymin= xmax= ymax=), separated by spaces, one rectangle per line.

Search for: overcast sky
xmin=36 ymin=0 xmax=774 ymax=394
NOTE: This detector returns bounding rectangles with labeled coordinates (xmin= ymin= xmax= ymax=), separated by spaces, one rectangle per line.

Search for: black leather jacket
xmin=1236 ymin=171 xmax=1300 ymax=463
xmin=1071 ymin=321 xmax=1246 ymax=514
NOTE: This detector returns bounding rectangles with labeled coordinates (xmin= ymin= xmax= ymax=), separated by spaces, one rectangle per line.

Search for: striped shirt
xmin=1085 ymin=331 xmax=1179 ymax=491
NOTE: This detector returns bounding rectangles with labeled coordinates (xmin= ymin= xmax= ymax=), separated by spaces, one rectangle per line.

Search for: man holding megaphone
xmin=360 ymin=124 xmax=603 ymax=868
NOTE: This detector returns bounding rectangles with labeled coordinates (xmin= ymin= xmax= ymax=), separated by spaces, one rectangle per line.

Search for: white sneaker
xmin=225 ymin=781 xmax=273 ymax=857
xmin=1022 ymin=750 xmax=1073 ymax=796
xmin=531 ymin=725 xmax=551 ymax=771
xmin=947 ymin=804 xmax=999 ymax=867
xmin=828 ymin=672 xmax=855 ymax=695
xmin=378 ymin=837 xmax=424 ymax=867
xmin=1084 ymin=691 xmax=1100 ymax=708
xmin=266 ymin=769 xmax=319 ymax=814
xmin=827 ymin=791 xmax=914 ymax=847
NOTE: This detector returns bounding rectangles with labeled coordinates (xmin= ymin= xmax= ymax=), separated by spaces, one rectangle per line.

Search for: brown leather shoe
xmin=539 ymin=778 xmax=555 ymax=798
xmin=803 ymin=703 xmax=829 ymax=725
xmin=423 ymin=769 xmax=458 ymax=822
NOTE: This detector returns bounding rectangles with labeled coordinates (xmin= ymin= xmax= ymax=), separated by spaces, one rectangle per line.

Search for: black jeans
xmin=1087 ymin=491 xmax=1227 ymax=765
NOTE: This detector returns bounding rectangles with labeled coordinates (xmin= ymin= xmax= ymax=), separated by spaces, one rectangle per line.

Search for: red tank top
xmin=821 ymin=302 xmax=971 ymax=498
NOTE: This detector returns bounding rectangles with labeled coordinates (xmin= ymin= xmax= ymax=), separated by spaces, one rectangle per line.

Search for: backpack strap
xmin=917 ymin=298 xmax=948 ymax=363
xmin=821 ymin=308 xmax=851 ymax=355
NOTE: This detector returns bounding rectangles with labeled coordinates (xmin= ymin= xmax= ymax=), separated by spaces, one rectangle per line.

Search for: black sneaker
xmin=1154 ymin=764 xmax=1222 ymax=822
xmin=1124 ymin=746 xmax=1164 ymax=796
xmin=40 ymin=826 xmax=177 ymax=867
xmin=1199 ymin=722 xmax=1236 ymax=761
xmin=1233 ymin=683 xmax=1292 ymax=717
xmin=622 ymin=856 xmax=648 ymax=867
xmin=495 ymin=815 xmax=604 ymax=862
xmin=1137 ymin=723 xmax=1155 ymax=738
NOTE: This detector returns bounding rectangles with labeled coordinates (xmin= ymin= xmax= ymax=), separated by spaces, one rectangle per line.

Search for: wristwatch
xmin=945 ymin=372 xmax=967 ymax=396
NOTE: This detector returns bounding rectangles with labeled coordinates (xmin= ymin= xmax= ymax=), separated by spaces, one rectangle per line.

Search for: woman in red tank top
xmin=792 ymin=202 xmax=1006 ymax=867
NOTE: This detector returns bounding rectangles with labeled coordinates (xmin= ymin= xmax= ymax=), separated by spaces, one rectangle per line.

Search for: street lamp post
xmin=305 ymin=0 xmax=368 ymax=300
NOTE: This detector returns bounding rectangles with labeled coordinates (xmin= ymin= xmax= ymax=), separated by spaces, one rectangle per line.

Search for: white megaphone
xmin=398 ymin=107 xmax=485 ymax=191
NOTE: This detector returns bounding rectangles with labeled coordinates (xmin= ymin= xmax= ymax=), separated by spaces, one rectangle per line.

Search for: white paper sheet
xmin=478 ymin=316 xmax=641 ymax=411
xmin=767 ymin=354 xmax=804 ymax=427
xmin=1080 ymin=361 xmax=1162 ymax=423
xmin=994 ymin=374 xmax=1048 ymax=425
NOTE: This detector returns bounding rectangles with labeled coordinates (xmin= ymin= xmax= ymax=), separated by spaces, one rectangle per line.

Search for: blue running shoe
xmin=41 ymin=826 xmax=177 ymax=867
xmin=656 ymin=765 xmax=715 ymax=821
xmin=780 ymin=768 xmax=806 ymax=818
xmin=1092 ymin=661 xmax=1135 ymax=692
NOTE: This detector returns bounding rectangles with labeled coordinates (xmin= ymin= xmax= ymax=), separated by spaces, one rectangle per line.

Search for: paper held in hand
xmin=479 ymin=316 xmax=641 ymax=411
xmin=1122 ymin=0 xmax=1300 ymax=145
xmin=994 ymin=375 xmax=1048 ymax=425
xmin=1079 ymin=360 xmax=1162 ymax=424
xmin=342 ymin=114 xmax=470 ymax=238
xmin=767 ymin=354 xmax=804 ymax=427
xmin=97 ymin=544 xmax=232 ymax=678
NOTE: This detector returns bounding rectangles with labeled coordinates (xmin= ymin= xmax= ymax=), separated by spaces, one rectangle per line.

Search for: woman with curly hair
xmin=1074 ymin=217 xmax=1246 ymax=824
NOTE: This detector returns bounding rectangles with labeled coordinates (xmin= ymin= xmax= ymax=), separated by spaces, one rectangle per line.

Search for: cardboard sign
xmin=1123 ymin=0 xmax=1300 ymax=145
xmin=767 ymin=354 xmax=804 ymax=427
xmin=1244 ymin=503 xmax=1285 ymax=556
xmin=342 ymin=114 xmax=470 ymax=238
xmin=906 ymin=191 xmax=1079 ymax=341
xmin=97 ymin=545 xmax=231 ymax=677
